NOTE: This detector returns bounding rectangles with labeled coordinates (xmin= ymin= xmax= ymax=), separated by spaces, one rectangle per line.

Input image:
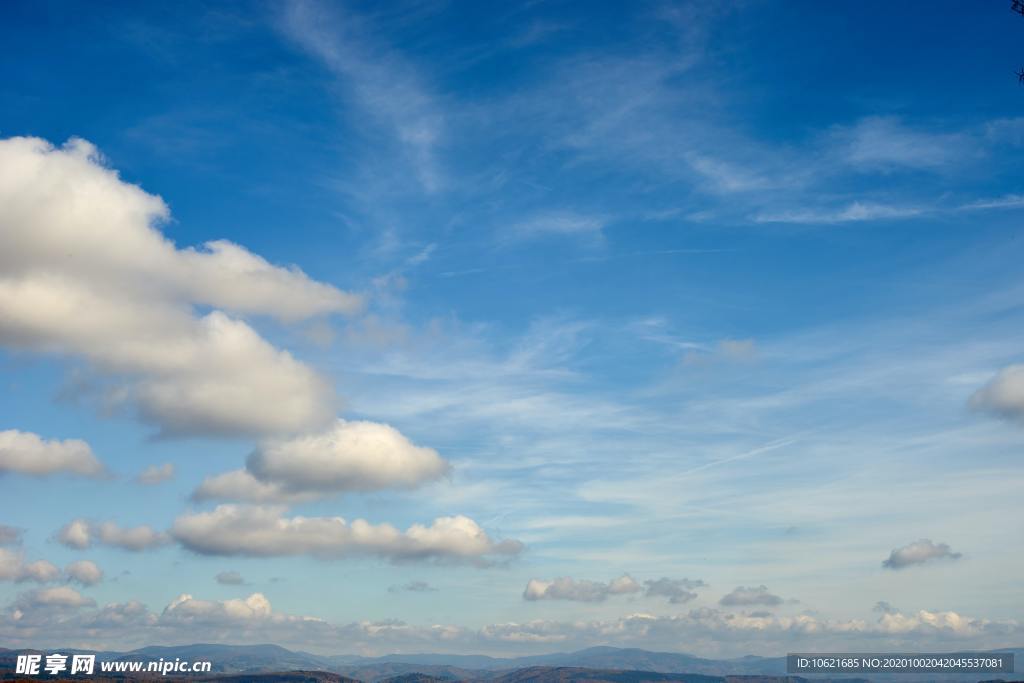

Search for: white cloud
xmin=162 ymin=592 xmax=277 ymax=623
xmin=171 ymin=504 xmax=522 ymax=565
xmin=755 ymin=201 xmax=923 ymax=224
xmin=56 ymin=519 xmax=170 ymax=552
xmin=958 ymin=194 xmax=1024 ymax=210
xmin=509 ymin=212 xmax=608 ymax=242
xmin=970 ymin=365 xmax=1024 ymax=422
xmin=0 ymin=137 xmax=360 ymax=320
xmin=524 ymin=574 xmax=642 ymax=602
xmin=17 ymin=586 xmax=96 ymax=609
xmin=54 ymin=519 xmax=90 ymax=549
xmin=215 ymin=570 xmax=245 ymax=585
xmin=1 ymin=552 xmax=103 ymax=586
xmin=64 ymin=560 xmax=103 ymax=586
xmin=281 ymin=0 xmax=445 ymax=193
xmin=523 ymin=575 xmax=706 ymax=604
xmin=136 ymin=462 xmax=174 ymax=485
xmin=719 ymin=585 xmax=784 ymax=607
xmin=191 ymin=468 xmax=318 ymax=505
xmin=0 ymin=525 xmax=21 ymax=545
xmin=252 ymin=420 xmax=449 ymax=494
xmin=0 ymin=549 xmax=60 ymax=583
xmin=0 ymin=430 xmax=104 ymax=478
xmin=1 ymin=592 xmax=1019 ymax=658
xmin=193 ymin=420 xmax=450 ymax=503
xmin=0 ymin=136 xmax=358 ymax=437
xmin=388 ymin=580 xmax=437 ymax=593
xmin=687 ymin=154 xmax=774 ymax=193
xmin=835 ymin=116 xmax=969 ymax=171
xmin=642 ymin=577 xmax=706 ymax=604
xmin=882 ymin=539 xmax=962 ymax=570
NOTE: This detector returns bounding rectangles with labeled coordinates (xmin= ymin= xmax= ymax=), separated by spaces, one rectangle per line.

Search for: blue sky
xmin=0 ymin=0 xmax=1023 ymax=657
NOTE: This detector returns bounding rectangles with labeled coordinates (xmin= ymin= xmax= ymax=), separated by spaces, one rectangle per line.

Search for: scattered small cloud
xmin=524 ymin=575 xmax=706 ymax=603
xmin=882 ymin=539 xmax=962 ymax=569
xmin=524 ymin=574 xmax=641 ymax=602
xmin=17 ymin=586 xmax=95 ymax=609
xmin=215 ymin=570 xmax=245 ymax=586
xmin=0 ymin=430 xmax=104 ymax=478
xmin=0 ymin=548 xmax=60 ymax=583
xmin=0 ymin=525 xmax=22 ymax=546
xmin=642 ymin=577 xmax=706 ymax=604
xmin=64 ymin=560 xmax=103 ymax=586
xmin=388 ymin=580 xmax=437 ymax=594
xmin=874 ymin=601 xmax=900 ymax=614
xmin=136 ymin=463 xmax=175 ymax=485
xmin=56 ymin=519 xmax=170 ymax=552
xmin=719 ymin=585 xmax=784 ymax=607
xmin=970 ymin=365 xmax=1024 ymax=423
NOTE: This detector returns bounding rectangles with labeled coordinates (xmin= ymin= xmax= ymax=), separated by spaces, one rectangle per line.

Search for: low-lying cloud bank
xmin=0 ymin=588 xmax=1019 ymax=658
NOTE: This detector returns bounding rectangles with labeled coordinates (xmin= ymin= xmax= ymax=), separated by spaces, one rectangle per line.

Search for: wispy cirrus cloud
xmin=754 ymin=201 xmax=924 ymax=224
xmin=280 ymin=0 xmax=446 ymax=193
xmin=831 ymin=116 xmax=973 ymax=171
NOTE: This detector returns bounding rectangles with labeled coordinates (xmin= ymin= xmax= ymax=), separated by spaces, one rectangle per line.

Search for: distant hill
xmin=489 ymin=666 xmax=726 ymax=682
xmin=1 ymin=644 xmax=1020 ymax=683
xmin=123 ymin=644 xmax=332 ymax=674
xmin=331 ymin=646 xmax=783 ymax=678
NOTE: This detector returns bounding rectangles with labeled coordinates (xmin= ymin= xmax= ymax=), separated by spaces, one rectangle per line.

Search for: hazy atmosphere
xmin=1 ymin=0 xmax=1023 ymax=660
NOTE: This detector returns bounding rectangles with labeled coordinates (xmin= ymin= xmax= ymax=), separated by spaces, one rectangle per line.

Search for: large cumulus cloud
xmin=0 ymin=136 xmax=361 ymax=438
xmin=192 ymin=420 xmax=450 ymax=503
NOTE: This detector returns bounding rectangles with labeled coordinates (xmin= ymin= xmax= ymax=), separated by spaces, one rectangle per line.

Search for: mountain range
xmin=1 ymin=644 xmax=1020 ymax=682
